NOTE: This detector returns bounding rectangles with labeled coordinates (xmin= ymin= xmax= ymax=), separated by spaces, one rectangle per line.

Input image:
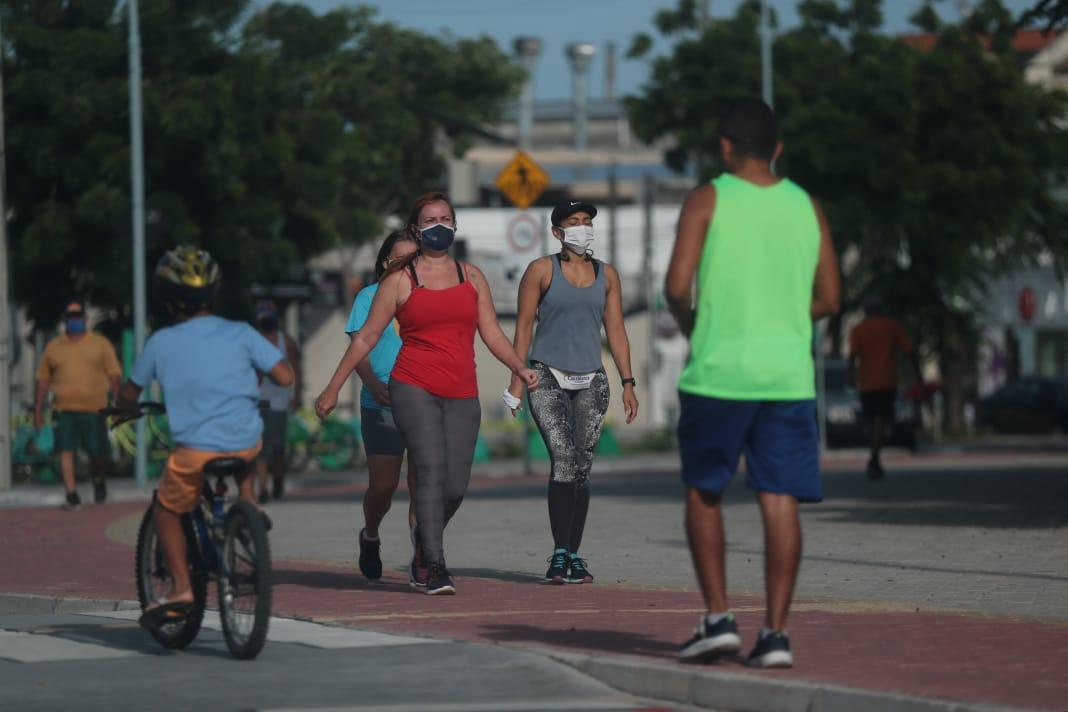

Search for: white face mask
xmin=561 ymin=225 xmax=594 ymax=254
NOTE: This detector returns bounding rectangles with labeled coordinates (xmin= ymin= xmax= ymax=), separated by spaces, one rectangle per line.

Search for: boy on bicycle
xmin=116 ymin=246 xmax=294 ymax=625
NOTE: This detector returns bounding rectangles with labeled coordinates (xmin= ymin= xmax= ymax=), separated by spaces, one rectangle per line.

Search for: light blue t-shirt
xmin=345 ymin=283 xmax=402 ymax=411
xmin=130 ymin=316 xmax=284 ymax=452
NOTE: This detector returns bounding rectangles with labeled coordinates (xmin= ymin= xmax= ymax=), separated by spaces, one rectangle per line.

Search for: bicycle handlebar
xmin=99 ymin=402 xmax=166 ymax=427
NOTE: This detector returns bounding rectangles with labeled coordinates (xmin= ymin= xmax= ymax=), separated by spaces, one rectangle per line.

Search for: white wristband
xmin=502 ymin=388 xmax=521 ymax=410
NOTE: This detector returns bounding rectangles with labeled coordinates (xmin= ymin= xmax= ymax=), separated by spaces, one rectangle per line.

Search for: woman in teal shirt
xmin=347 ymin=231 xmax=420 ymax=582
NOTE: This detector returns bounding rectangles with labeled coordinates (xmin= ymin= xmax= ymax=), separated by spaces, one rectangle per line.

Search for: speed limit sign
xmin=504 ymin=212 xmax=541 ymax=286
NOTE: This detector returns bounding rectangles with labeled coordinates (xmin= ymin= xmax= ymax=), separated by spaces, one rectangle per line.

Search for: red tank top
xmin=391 ymin=261 xmax=480 ymax=399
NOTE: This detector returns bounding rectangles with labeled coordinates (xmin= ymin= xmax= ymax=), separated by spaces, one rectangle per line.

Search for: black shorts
xmin=860 ymin=390 xmax=897 ymax=421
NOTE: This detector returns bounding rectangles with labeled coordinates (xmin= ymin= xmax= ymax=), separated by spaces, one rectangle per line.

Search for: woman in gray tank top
xmin=506 ymin=200 xmax=639 ymax=585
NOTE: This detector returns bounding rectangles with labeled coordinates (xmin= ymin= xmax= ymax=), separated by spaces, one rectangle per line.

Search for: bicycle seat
xmin=203 ymin=457 xmax=250 ymax=478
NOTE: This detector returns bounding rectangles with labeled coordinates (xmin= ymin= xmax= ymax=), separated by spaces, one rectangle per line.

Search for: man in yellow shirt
xmin=34 ymin=300 xmax=122 ymax=509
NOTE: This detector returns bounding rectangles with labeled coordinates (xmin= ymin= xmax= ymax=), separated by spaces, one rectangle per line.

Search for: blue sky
xmin=286 ymin=1 xmax=1038 ymax=100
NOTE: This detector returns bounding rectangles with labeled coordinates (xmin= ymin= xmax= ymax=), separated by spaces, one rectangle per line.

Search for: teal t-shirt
xmin=345 ymin=284 xmax=402 ymax=411
xmin=130 ymin=316 xmax=284 ymax=451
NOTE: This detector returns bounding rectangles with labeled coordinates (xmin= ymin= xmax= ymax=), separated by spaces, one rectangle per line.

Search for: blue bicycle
xmin=102 ymin=402 xmax=272 ymax=660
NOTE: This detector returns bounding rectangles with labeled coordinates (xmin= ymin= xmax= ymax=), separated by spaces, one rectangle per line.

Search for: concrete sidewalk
xmin=2 ymin=457 xmax=1066 ymax=711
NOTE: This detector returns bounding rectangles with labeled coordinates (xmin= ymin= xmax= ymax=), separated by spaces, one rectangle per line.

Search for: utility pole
xmin=128 ymin=0 xmax=148 ymax=487
xmin=760 ymin=0 xmax=773 ymax=109
xmin=0 ymin=15 xmax=11 ymax=491
xmin=642 ymin=174 xmax=655 ymax=426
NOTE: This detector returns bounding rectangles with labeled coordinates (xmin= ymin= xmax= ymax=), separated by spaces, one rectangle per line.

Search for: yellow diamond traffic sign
xmin=495 ymin=150 xmax=550 ymax=209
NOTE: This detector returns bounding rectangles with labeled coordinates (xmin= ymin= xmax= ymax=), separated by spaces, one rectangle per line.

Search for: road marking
xmin=0 ymin=629 xmax=138 ymax=663
xmin=78 ymin=610 xmax=445 ymax=649
xmin=268 ymin=700 xmax=642 ymax=711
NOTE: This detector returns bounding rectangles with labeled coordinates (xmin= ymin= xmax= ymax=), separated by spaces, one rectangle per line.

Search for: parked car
xmin=978 ymin=377 xmax=1068 ymax=434
xmin=822 ymin=358 xmax=918 ymax=450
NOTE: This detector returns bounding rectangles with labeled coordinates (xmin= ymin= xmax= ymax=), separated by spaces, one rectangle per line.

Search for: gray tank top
xmin=528 ymin=254 xmax=606 ymax=373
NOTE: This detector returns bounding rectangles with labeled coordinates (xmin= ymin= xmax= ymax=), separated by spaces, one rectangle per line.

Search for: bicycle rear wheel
xmin=134 ymin=497 xmax=207 ymax=649
xmin=218 ymin=500 xmax=271 ymax=659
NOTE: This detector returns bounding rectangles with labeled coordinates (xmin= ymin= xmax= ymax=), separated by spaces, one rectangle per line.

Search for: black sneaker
xmin=425 ymin=563 xmax=455 ymax=596
xmin=93 ymin=479 xmax=107 ymax=504
xmin=567 ymin=556 xmax=594 ymax=584
xmin=358 ymin=528 xmax=383 ymax=580
xmin=544 ymin=551 xmax=568 ymax=584
xmin=747 ymin=630 xmax=793 ymax=668
xmin=62 ymin=491 xmax=81 ymax=511
xmin=866 ymin=458 xmax=885 ymax=480
xmin=272 ymin=478 xmax=285 ymax=500
xmin=258 ymin=490 xmax=270 ymax=505
xmin=408 ymin=525 xmax=427 ymax=588
xmin=678 ymin=613 xmax=742 ymax=662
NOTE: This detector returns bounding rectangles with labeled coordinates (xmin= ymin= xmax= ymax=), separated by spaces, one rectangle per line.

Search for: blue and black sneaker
xmin=425 ymin=562 xmax=456 ymax=596
xmin=747 ymin=630 xmax=793 ymax=668
xmin=544 ymin=550 xmax=568 ymax=585
xmin=566 ymin=556 xmax=594 ymax=584
xmin=678 ymin=613 xmax=742 ymax=663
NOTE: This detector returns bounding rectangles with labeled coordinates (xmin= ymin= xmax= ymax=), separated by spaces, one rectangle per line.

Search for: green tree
xmin=1 ymin=1 xmax=521 ymax=326
xmin=1019 ymin=0 xmax=1068 ymax=28
xmin=628 ymin=0 xmax=1068 ymax=431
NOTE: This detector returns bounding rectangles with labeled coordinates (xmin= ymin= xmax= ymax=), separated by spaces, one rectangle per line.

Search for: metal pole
xmin=128 ymin=0 xmax=148 ymax=487
xmin=608 ymin=163 xmax=618 ymax=266
xmin=0 ymin=16 xmax=11 ymax=491
xmin=642 ymin=175 xmax=655 ymax=426
xmin=760 ymin=0 xmax=774 ymax=109
xmin=514 ymin=38 xmax=541 ymax=151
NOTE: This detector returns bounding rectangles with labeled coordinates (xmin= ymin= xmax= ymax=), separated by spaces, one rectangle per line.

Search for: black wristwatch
xmin=621 ymin=377 xmax=636 ymax=388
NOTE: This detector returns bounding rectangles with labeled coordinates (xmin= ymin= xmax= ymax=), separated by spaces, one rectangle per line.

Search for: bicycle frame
xmin=187 ymin=476 xmax=234 ymax=585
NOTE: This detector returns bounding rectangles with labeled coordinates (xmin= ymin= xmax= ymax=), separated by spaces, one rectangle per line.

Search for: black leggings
xmin=527 ymin=362 xmax=610 ymax=553
xmin=389 ymin=379 xmax=481 ymax=566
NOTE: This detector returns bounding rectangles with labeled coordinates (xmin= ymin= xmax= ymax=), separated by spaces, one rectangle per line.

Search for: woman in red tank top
xmin=315 ymin=192 xmax=538 ymax=596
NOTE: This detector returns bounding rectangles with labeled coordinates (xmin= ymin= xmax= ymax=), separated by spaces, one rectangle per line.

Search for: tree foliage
xmin=1 ymin=1 xmax=522 ymax=326
xmin=627 ymin=0 xmax=1068 ymax=428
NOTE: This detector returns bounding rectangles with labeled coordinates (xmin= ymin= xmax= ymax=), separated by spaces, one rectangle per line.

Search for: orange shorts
xmin=157 ymin=442 xmax=262 ymax=513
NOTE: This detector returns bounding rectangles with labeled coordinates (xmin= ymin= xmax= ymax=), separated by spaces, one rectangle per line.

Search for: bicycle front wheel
xmin=218 ymin=501 xmax=272 ymax=659
xmin=134 ymin=498 xmax=207 ymax=649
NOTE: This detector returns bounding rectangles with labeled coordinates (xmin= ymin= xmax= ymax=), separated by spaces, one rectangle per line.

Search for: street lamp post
xmin=128 ymin=0 xmax=148 ymax=487
xmin=0 ymin=15 xmax=11 ymax=492
xmin=761 ymin=0 xmax=774 ymax=109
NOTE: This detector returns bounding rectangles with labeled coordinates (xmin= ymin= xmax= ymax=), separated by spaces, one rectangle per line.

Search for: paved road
xmin=163 ymin=459 xmax=1068 ymax=622
xmin=0 ymin=611 xmax=690 ymax=712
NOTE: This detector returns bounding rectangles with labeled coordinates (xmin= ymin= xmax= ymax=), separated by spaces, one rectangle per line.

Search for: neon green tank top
xmin=678 ymin=173 xmax=820 ymax=400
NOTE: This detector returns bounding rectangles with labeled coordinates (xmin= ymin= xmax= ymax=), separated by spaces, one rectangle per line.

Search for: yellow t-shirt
xmin=36 ymin=333 xmax=122 ymax=412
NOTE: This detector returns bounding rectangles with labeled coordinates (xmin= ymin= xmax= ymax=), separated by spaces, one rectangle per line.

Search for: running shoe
xmin=272 ymin=478 xmax=285 ymax=500
xmin=567 ymin=556 xmax=594 ymax=584
xmin=62 ymin=491 xmax=81 ymax=511
xmin=92 ymin=479 xmax=107 ymax=504
xmin=257 ymin=490 xmax=269 ymax=505
xmin=544 ymin=551 xmax=568 ymax=585
xmin=747 ymin=630 xmax=793 ymax=668
xmin=358 ymin=528 xmax=383 ymax=580
xmin=425 ymin=563 xmax=455 ymax=595
xmin=866 ymin=458 xmax=885 ymax=480
xmin=678 ymin=613 xmax=742 ymax=663
xmin=408 ymin=525 xmax=427 ymax=588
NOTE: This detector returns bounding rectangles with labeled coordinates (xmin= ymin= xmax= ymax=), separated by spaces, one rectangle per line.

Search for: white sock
xmin=760 ymin=627 xmax=785 ymax=639
xmin=705 ymin=611 xmax=731 ymax=626
xmin=362 ymin=530 xmax=380 ymax=542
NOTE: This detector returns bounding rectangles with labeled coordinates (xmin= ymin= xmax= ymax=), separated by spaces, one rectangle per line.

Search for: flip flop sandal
xmin=139 ymin=599 xmax=194 ymax=629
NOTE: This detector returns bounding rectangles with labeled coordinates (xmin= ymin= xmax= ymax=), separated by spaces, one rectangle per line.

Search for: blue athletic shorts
xmin=677 ymin=392 xmax=822 ymax=502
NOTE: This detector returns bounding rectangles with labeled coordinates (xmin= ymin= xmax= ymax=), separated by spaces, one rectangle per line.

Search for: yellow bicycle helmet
xmin=155 ymin=245 xmax=222 ymax=315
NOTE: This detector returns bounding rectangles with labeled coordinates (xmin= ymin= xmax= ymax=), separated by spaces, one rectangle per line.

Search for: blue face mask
xmin=419 ymin=223 xmax=456 ymax=252
xmin=66 ymin=318 xmax=86 ymax=334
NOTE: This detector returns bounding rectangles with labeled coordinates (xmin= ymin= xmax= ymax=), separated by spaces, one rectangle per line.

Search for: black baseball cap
xmin=550 ymin=200 xmax=598 ymax=227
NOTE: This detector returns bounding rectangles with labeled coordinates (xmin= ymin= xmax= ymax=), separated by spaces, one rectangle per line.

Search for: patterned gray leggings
xmin=527 ymin=362 xmax=610 ymax=553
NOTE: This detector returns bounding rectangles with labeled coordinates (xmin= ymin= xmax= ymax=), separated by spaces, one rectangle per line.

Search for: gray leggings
xmin=389 ymin=379 xmax=481 ymax=566
xmin=527 ymin=362 xmax=610 ymax=553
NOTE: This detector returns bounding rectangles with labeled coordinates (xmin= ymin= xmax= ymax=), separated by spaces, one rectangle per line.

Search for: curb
xmin=543 ymin=649 xmax=1027 ymax=712
xmin=0 ymin=593 xmax=139 ymax=615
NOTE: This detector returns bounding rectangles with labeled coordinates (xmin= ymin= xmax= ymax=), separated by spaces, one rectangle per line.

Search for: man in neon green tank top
xmin=665 ymin=99 xmax=840 ymax=669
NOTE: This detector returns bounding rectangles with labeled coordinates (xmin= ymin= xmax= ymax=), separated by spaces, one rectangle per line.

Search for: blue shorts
xmin=677 ymin=392 xmax=822 ymax=502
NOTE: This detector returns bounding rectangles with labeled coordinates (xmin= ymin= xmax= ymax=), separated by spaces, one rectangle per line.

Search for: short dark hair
xmin=374 ymin=230 xmax=416 ymax=280
xmin=718 ymin=98 xmax=778 ymax=162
